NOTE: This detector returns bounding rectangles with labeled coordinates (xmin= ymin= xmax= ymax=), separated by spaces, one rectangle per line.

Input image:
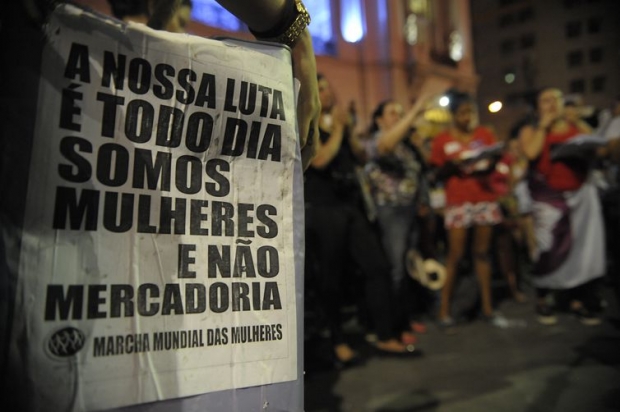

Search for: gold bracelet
xmin=253 ymin=0 xmax=311 ymax=49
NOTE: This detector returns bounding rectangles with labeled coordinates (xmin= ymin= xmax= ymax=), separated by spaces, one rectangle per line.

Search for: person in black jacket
xmin=305 ymin=75 xmax=416 ymax=366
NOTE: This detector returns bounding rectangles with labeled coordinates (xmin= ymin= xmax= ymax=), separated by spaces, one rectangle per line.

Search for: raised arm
xmin=216 ymin=0 xmax=320 ymax=170
xmin=376 ymin=79 xmax=447 ymax=155
xmin=310 ymin=106 xmax=347 ymax=169
xmin=519 ymin=103 xmax=567 ymax=161
xmin=521 ymin=88 xmax=572 ymax=161
xmin=376 ymin=99 xmax=425 ymax=155
xmin=348 ymin=129 xmax=368 ymax=163
xmin=518 ymin=125 xmax=543 ymax=161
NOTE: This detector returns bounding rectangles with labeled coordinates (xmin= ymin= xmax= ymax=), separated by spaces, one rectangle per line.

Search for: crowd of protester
xmin=94 ymin=0 xmax=620 ymax=371
xmin=304 ymin=75 xmax=620 ymax=368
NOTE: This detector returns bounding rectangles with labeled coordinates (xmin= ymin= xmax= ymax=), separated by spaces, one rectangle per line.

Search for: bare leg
xmin=439 ymin=227 xmax=467 ymax=320
xmin=473 ymin=225 xmax=494 ymax=317
xmin=496 ymin=226 xmax=527 ymax=302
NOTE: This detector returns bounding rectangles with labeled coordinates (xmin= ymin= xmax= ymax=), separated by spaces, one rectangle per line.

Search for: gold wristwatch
xmin=255 ymin=0 xmax=311 ymax=49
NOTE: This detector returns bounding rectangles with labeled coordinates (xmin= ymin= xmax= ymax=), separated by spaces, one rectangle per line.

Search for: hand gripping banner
xmin=1 ymin=4 xmax=303 ymax=410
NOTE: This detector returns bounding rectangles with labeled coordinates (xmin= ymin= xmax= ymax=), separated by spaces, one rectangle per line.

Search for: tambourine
xmin=406 ymin=250 xmax=447 ymax=291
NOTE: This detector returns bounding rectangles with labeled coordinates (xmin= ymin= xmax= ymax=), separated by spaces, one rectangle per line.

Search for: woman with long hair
xmin=363 ymin=80 xmax=445 ymax=339
xmin=305 ymin=75 xmax=416 ymax=367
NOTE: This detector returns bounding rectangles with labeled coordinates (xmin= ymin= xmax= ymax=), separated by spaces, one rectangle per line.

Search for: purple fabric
xmin=529 ymin=173 xmax=572 ymax=276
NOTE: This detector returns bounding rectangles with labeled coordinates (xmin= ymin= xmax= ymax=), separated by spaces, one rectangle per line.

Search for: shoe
xmin=400 ymin=331 xmax=417 ymax=345
xmin=485 ymin=312 xmax=509 ymax=328
xmin=372 ymin=339 xmax=418 ymax=358
xmin=484 ymin=312 xmax=527 ymax=329
xmin=437 ymin=317 xmax=458 ymax=335
xmin=334 ymin=344 xmax=364 ymax=369
xmin=573 ymin=306 xmax=602 ymax=326
xmin=536 ymin=304 xmax=558 ymax=325
xmin=334 ymin=355 xmax=364 ymax=369
xmin=410 ymin=321 xmax=428 ymax=334
xmin=333 ymin=352 xmax=364 ymax=369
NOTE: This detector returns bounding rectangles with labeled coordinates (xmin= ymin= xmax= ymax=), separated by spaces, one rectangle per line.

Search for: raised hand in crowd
xmin=521 ymin=89 xmax=562 ymax=160
xmin=311 ymin=103 xmax=348 ymax=169
xmin=418 ymin=76 xmax=451 ymax=102
xmin=330 ymin=104 xmax=350 ymax=130
xmin=538 ymin=109 xmax=560 ymax=131
xmin=375 ymin=78 xmax=448 ymax=155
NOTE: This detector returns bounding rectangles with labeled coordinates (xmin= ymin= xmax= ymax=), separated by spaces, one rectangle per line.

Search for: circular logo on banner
xmin=47 ymin=327 xmax=86 ymax=358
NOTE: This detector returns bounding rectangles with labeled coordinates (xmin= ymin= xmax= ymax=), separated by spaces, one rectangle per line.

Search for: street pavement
xmin=304 ymin=286 xmax=620 ymax=412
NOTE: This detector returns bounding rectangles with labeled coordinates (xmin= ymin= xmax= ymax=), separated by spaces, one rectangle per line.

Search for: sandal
xmin=410 ymin=321 xmax=428 ymax=334
xmin=401 ymin=331 xmax=417 ymax=345
xmin=373 ymin=339 xmax=417 ymax=357
xmin=334 ymin=344 xmax=363 ymax=369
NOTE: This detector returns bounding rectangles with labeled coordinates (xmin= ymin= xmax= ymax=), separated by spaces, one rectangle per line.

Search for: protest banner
xmin=1 ymin=4 xmax=303 ymax=411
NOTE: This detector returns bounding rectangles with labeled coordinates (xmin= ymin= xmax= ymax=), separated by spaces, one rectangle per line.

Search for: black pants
xmin=536 ymin=279 xmax=600 ymax=311
xmin=305 ymin=203 xmax=395 ymax=343
xmin=602 ymin=187 xmax=620 ymax=302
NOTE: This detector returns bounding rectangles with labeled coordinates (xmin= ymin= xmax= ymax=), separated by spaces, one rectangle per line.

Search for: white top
xmin=603 ymin=116 xmax=620 ymax=141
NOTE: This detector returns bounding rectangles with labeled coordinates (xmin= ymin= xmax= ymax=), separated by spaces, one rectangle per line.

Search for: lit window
xmin=449 ymin=32 xmax=463 ymax=61
xmin=340 ymin=0 xmax=366 ymax=43
xmin=408 ymin=0 xmax=429 ymax=16
xmin=404 ymin=14 xmax=418 ymax=45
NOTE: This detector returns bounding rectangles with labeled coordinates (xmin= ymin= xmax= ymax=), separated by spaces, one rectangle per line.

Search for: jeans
xmin=376 ymin=204 xmax=419 ymax=329
xmin=376 ymin=205 xmax=418 ymax=288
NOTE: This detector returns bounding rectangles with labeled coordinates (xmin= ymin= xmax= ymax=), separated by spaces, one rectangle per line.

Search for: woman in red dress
xmin=430 ymin=91 xmax=503 ymax=330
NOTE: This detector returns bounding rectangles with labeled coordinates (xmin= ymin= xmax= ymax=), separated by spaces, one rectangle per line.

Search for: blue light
xmin=191 ymin=0 xmax=338 ymax=55
xmin=306 ymin=0 xmax=336 ymax=55
xmin=340 ymin=0 xmax=366 ymax=43
xmin=191 ymin=0 xmax=243 ymax=32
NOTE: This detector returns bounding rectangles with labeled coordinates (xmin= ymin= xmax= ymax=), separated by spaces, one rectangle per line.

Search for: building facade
xmin=76 ymin=0 xmax=478 ymax=130
xmin=471 ymin=0 xmax=620 ymax=138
